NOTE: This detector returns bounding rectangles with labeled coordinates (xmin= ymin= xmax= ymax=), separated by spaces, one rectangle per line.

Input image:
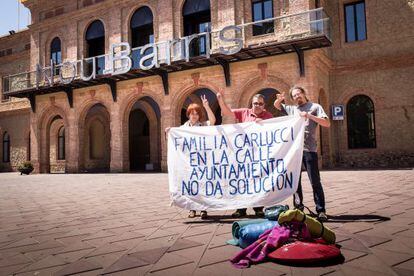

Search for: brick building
xmin=0 ymin=0 xmax=413 ymax=173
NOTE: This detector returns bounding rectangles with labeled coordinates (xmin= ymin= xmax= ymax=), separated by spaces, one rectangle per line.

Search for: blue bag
xmin=238 ymin=220 xmax=279 ymax=248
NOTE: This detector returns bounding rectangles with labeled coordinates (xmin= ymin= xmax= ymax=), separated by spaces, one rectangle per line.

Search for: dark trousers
xmin=293 ymin=151 xmax=326 ymax=213
xmin=237 ymin=207 xmax=263 ymax=214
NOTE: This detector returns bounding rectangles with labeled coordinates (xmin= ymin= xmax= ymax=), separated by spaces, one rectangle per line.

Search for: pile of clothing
xmin=227 ymin=206 xmax=341 ymax=268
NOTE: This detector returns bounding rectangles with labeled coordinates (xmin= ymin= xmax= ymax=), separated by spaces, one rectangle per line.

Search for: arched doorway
xmin=128 ymin=97 xmax=161 ymax=172
xmin=2 ymin=132 xmax=10 ymax=163
xmin=347 ymin=95 xmax=376 ymax=149
xmin=180 ymin=88 xmax=221 ymax=125
xmin=49 ymin=116 xmax=65 ymax=173
xmin=81 ymin=104 xmax=111 ymax=172
xmin=248 ymin=88 xmax=284 ymax=117
xmin=38 ymin=107 xmax=68 ymax=173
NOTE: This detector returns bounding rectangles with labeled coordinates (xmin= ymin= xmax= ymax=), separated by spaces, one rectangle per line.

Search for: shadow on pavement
xmin=326 ymin=214 xmax=390 ymax=223
xmin=270 ymin=254 xmax=345 ymax=267
xmin=184 ymin=214 xmax=265 ymax=224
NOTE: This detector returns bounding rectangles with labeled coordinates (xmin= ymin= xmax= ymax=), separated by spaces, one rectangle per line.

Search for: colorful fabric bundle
xmin=227 ymin=219 xmax=267 ymax=246
xmin=278 ymin=209 xmax=336 ymax=244
xmin=230 ymin=222 xmax=311 ymax=268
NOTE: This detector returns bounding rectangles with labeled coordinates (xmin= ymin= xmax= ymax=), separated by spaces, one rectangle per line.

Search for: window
xmin=311 ymin=0 xmax=323 ymax=34
xmin=344 ymin=1 xmax=366 ymax=42
xmin=183 ymin=0 xmax=211 ymax=57
xmin=58 ymin=127 xmax=65 ymax=160
xmin=50 ymin=37 xmax=62 ymax=75
xmin=85 ymin=20 xmax=105 ymax=75
xmin=252 ymin=0 xmax=274 ymax=36
xmin=3 ymin=132 xmax=10 ymax=163
xmin=130 ymin=6 xmax=154 ymax=69
xmin=347 ymin=95 xmax=376 ymax=149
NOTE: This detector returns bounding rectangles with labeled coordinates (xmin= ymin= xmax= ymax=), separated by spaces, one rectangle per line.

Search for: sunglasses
xmin=252 ymin=102 xmax=264 ymax=106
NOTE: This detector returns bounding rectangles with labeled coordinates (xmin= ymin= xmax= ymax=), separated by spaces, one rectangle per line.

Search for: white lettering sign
xmin=167 ymin=116 xmax=306 ymax=211
xmin=35 ymin=24 xmax=244 ymax=87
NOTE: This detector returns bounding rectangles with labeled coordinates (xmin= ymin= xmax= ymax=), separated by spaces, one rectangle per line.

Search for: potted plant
xmin=18 ymin=161 xmax=34 ymax=175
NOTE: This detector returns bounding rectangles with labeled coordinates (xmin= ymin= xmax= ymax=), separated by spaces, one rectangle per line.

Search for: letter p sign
xmin=331 ymin=105 xmax=344 ymax=120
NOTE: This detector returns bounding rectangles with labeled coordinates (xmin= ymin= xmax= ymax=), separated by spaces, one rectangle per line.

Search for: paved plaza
xmin=0 ymin=170 xmax=413 ymax=276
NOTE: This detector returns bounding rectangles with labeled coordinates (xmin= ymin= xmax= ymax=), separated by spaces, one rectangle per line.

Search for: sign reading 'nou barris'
xmin=36 ymin=25 xmax=244 ymax=87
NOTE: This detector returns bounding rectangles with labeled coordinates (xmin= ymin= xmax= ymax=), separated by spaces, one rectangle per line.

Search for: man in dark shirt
xmin=217 ymin=92 xmax=273 ymax=218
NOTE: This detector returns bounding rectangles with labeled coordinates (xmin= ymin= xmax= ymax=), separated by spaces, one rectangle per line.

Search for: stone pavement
xmin=0 ymin=170 xmax=413 ymax=276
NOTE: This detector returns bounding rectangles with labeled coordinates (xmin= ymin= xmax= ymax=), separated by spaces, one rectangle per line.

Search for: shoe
xmin=231 ymin=210 xmax=246 ymax=218
xmin=254 ymin=210 xmax=265 ymax=217
xmin=317 ymin=212 xmax=328 ymax=222
xmin=188 ymin=210 xmax=196 ymax=218
xmin=200 ymin=211 xmax=208 ymax=219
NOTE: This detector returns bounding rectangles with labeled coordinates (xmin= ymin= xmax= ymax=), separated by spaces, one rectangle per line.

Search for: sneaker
xmin=318 ymin=212 xmax=328 ymax=222
xmin=254 ymin=210 xmax=265 ymax=217
xmin=200 ymin=211 xmax=208 ymax=219
xmin=188 ymin=210 xmax=196 ymax=218
xmin=231 ymin=209 xmax=246 ymax=218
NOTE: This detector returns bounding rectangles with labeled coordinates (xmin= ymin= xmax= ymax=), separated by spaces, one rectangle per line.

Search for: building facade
xmin=0 ymin=0 xmax=413 ymax=173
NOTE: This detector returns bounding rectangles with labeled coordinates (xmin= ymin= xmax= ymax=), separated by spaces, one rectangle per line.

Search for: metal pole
xmin=17 ymin=0 xmax=20 ymax=31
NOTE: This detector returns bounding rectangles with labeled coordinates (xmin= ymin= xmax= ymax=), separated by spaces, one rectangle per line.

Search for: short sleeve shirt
xmin=232 ymin=108 xmax=273 ymax=123
xmin=181 ymin=120 xmax=210 ymax=127
xmin=282 ymin=102 xmax=328 ymax=152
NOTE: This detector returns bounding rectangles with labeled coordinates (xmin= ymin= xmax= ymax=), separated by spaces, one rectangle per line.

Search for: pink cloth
xmin=232 ymin=108 xmax=273 ymax=123
xmin=230 ymin=222 xmax=311 ymax=269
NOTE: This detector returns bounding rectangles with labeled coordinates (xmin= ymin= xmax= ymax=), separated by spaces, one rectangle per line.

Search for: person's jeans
xmin=236 ymin=207 xmax=263 ymax=214
xmin=293 ymin=151 xmax=326 ymax=213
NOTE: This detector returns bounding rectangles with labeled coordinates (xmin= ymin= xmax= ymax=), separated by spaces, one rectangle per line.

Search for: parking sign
xmin=331 ymin=105 xmax=344 ymax=120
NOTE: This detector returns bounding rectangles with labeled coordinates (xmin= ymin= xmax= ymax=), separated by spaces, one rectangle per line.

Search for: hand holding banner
xmin=167 ymin=116 xmax=306 ymax=211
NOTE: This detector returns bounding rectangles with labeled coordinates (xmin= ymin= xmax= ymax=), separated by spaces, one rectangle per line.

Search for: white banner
xmin=167 ymin=116 xmax=306 ymax=211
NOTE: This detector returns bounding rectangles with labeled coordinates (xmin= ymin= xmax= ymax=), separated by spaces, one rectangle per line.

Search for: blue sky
xmin=0 ymin=0 xmax=31 ymax=36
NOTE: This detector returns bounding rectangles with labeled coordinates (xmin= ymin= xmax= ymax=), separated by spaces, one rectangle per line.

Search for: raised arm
xmin=216 ymin=92 xmax=235 ymax=119
xmin=274 ymin=93 xmax=285 ymax=111
xmin=201 ymin=95 xmax=216 ymax=126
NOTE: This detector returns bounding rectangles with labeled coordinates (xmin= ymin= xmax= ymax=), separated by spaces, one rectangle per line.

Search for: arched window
xmin=252 ymin=0 xmax=274 ymax=36
xmin=89 ymin=120 xmax=105 ymax=159
xmin=50 ymin=37 xmax=62 ymax=75
xmin=58 ymin=126 xmax=65 ymax=160
xmin=183 ymin=0 xmax=211 ymax=57
xmin=130 ymin=6 xmax=154 ymax=69
xmin=347 ymin=95 xmax=376 ymax=149
xmin=3 ymin=132 xmax=10 ymax=163
xmin=85 ymin=20 xmax=105 ymax=75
